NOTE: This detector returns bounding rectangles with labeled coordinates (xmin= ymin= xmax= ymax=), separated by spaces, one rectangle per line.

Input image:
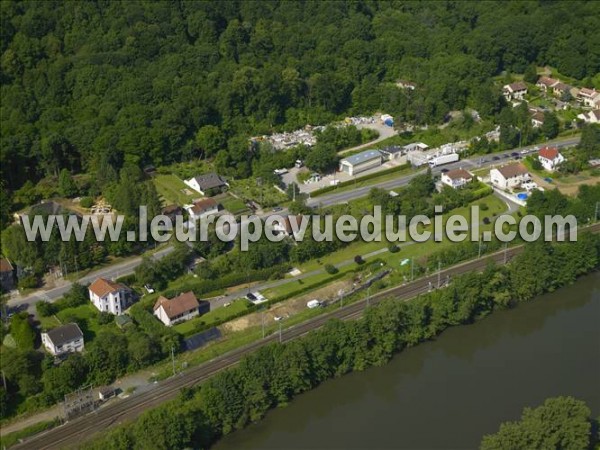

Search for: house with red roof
xmin=538 ymin=147 xmax=565 ymax=172
xmin=153 ymin=291 xmax=209 ymax=326
xmin=88 ymin=278 xmax=131 ymax=315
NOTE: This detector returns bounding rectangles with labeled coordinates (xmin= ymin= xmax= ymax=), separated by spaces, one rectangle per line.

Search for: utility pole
xmin=261 ymin=310 xmax=265 ymax=339
xmin=411 ymin=258 xmax=414 ymax=282
xmin=478 ymin=235 xmax=482 ymax=258
xmin=595 ymin=202 xmax=600 ymax=222
xmin=278 ymin=321 xmax=282 ymax=344
xmin=437 ymin=260 xmax=441 ymax=288
xmin=504 ymin=242 xmax=508 ymax=264
xmin=171 ymin=345 xmax=176 ymax=376
xmin=366 ymin=286 xmax=371 ymax=307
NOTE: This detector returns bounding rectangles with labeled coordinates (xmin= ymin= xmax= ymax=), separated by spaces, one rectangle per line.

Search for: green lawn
xmin=153 ymin=174 xmax=198 ymax=206
xmin=39 ymin=303 xmax=118 ymax=343
xmin=219 ymin=194 xmax=250 ymax=215
xmin=173 ymin=298 xmax=252 ymax=337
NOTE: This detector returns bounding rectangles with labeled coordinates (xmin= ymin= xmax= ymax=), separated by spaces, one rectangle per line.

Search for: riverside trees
xmin=84 ymin=235 xmax=600 ymax=450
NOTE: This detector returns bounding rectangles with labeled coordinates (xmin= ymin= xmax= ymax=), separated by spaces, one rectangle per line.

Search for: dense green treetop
xmin=1 ymin=1 xmax=599 ymax=192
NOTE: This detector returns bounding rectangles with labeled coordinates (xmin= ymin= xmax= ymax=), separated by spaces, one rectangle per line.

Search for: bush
xmin=97 ymin=312 xmax=114 ymax=325
xmin=324 ymin=264 xmax=338 ymax=274
xmin=80 ymin=197 xmax=94 ymax=208
xmin=36 ymin=301 xmax=58 ymax=317
xmin=483 ymin=217 xmax=491 ymax=225
xmin=354 ymin=255 xmax=364 ymax=265
xmin=479 ymin=203 xmax=489 ymax=211
xmin=18 ymin=275 xmax=39 ymax=290
xmin=388 ymin=244 xmax=400 ymax=253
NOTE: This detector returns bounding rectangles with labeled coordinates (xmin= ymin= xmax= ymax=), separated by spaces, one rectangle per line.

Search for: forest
xmin=2 ymin=0 xmax=600 ymax=202
xmin=77 ymin=235 xmax=600 ymax=450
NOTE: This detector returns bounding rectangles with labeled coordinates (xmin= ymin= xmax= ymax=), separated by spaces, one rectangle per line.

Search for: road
xmin=8 ymin=136 xmax=578 ymax=313
xmin=307 ymin=137 xmax=580 ymax=207
xmin=7 ymin=246 xmax=174 ymax=314
xmin=14 ymin=221 xmax=599 ymax=450
xmin=337 ymin=121 xmax=398 ymax=155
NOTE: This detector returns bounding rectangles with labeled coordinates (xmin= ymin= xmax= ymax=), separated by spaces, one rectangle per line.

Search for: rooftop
xmin=341 ymin=149 xmax=382 ymax=166
xmin=0 ymin=258 xmax=13 ymax=273
xmin=538 ymin=146 xmax=560 ymax=160
xmin=154 ymin=291 xmax=202 ymax=319
xmin=190 ymin=173 xmax=227 ymax=190
xmin=496 ymin=163 xmax=529 ymax=179
xmin=44 ymin=323 xmax=83 ymax=347
xmin=190 ymin=198 xmax=219 ymax=214
xmin=445 ymin=168 xmax=473 ymax=180
xmin=89 ymin=278 xmax=126 ymax=298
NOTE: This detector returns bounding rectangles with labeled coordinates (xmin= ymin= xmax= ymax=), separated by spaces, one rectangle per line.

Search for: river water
xmin=214 ymin=273 xmax=600 ymax=450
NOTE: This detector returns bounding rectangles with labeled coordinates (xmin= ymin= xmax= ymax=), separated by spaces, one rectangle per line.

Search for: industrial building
xmin=339 ymin=150 xmax=383 ymax=176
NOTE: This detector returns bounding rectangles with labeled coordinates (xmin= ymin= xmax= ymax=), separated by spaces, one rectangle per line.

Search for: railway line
xmin=14 ymin=222 xmax=599 ymax=449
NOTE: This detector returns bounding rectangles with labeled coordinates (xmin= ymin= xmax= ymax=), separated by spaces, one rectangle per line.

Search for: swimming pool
xmin=517 ymin=192 xmax=528 ymax=200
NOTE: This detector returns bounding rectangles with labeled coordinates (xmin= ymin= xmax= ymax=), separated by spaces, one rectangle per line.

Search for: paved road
xmin=15 ymin=221 xmax=599 ymax=450
xmin=307 ymin=137 xmax=580 ymax=208
xmin=8 ymin=137 xmax=579 ymax=313
xmin=337 ymin=122 xmax=398 ymax=155
xmin=7 ymin=246 xmax=174 ymax=313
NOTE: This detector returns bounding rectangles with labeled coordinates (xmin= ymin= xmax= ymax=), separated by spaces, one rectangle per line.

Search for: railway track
xmin=14 ymin=223 xmax=599 ymax=449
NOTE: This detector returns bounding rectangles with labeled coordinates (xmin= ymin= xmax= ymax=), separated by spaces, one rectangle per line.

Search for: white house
xmin=577 ymin=88 xmax=600 ymax=108
xmin=185 ymin=198 xmax=220 ymax=221
xmin=441 ymin=169 xmax=474 ymax=189
xmin=577 ymin=109 xmax=600 ymax=124
xmin=271 ymin=215 xmax=304 ymax=236
xmin=339 ymin=149 xmax=382 ymax=176
xmin=531 ymin=111 xmax=545 ymax=128
xmin=184 ymin=173 xmax=228 ymax=196
xmin=538 ymin=147 xmax=565 ymax=172
xmin=41 ymin=323 xmax=84 ymax=356
xmin=490 ymin=163 xmax=530 ymax=190
xmin=153 ymin=291 xmax=208 ymax=326
xmin=536 ymin=76 xmax=559 ymax=92
xmin=88 ymin=278 xmax=130 ymax=315
xmin=503 ymin=82 xmax=528 ymax=101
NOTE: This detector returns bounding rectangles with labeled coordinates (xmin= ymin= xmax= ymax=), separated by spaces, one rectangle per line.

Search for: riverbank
xmin=214 ymin=272 xmax=600 ymax=449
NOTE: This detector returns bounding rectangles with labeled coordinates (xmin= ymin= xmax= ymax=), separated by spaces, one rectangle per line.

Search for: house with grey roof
xmin=41 ymin=323 xmax=84 ymax=356
xmin=184 ymin=173 xmax=228 ymax=196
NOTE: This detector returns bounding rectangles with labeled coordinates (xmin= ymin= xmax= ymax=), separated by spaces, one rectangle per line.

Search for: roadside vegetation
xmin=82 ymin=236 xmax=600 ymax=450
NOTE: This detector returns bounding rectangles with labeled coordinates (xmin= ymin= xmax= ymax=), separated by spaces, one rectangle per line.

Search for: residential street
xmin=6 ymin=136 xmax=579 ymax=314
xmin=6 ymin=246 xmax=174 ymax=313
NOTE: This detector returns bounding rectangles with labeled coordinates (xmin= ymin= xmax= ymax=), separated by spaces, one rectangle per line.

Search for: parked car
xmin=440 ymin=168 xmax=449 ymax=173
xmin=544 ymin=177 xmax=553 ymax=183
xmin=493 ymin=156 xmax=500 ymax=160
xmin=511 ymin=152 xmax=519 ymax=157
xmin=272 ymin=206 xmax=283 ymax=212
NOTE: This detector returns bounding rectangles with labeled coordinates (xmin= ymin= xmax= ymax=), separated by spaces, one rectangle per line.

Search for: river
xmin=213 ymin=273 xmax=600 ymax=449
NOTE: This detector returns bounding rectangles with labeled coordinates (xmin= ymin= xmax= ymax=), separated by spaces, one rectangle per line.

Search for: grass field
xmin=38 ymin=303 xmax=118 ymax=343
xmin=153 ymin=174 xmax=198 ymax=206
xmin=218 ymin=195 xmax=250 ymax=215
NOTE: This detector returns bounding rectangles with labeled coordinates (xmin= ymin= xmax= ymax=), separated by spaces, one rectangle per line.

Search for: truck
xmin=428 ymin=153 xmax=459 ymax=168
